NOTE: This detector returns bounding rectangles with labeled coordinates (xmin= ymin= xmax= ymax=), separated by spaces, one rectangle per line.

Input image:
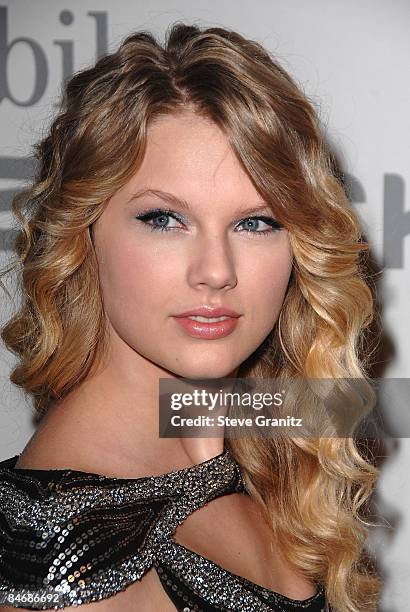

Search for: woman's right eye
xmin=135 ymin=209 xmax=184 ymax=232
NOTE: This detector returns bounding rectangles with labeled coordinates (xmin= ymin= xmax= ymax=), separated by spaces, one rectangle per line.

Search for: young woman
xmin=0 ymin=22 xmax=381 ymax=611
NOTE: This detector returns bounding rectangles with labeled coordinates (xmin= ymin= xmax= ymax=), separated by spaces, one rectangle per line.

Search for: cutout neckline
xmin=165 ymin=540 xmax=324 ymax=606
xmin=1 ymin=449 xmax=326 ymax=607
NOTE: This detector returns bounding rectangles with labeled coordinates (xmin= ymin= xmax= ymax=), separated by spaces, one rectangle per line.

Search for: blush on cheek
xmin=105 ymin=242 xmax=178 ymax=316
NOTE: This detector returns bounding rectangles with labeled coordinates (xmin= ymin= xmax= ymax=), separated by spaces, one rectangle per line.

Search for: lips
xmin=174 ymin=306 xmax=241 ymax=318
xmin=172 ymin=306 xmax=241 ymax=339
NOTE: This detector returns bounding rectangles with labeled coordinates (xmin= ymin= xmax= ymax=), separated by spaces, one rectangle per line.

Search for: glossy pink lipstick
xmin=173 ymin=306 xmax=241 ymax=339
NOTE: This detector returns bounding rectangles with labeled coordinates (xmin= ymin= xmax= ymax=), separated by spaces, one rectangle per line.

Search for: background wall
xmin=0 ymin=1 xmax=409 ymax=610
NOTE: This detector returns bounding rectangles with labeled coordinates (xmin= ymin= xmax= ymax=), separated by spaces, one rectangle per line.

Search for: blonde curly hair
xmin=0 ymin=22 xmax=382 ymax=611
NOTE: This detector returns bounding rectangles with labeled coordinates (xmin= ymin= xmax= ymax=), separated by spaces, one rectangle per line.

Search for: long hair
xmin=0 ymin=22 xmax=382 ymax=611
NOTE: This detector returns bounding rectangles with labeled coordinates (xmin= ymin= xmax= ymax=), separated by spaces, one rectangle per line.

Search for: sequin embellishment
xmin=0 ymin=449 xmax=330 ymax=610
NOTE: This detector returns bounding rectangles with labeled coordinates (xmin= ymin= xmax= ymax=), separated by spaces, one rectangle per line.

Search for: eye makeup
xmin=134 ymin=207 xmax=283 ymax=236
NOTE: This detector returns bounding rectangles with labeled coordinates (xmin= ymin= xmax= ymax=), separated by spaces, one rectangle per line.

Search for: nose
xmin=186 ymin=234 xmax=238 ymax=291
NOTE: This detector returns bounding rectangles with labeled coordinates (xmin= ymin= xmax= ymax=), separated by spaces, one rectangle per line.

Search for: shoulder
xmin=12 ymin=398 xmax=133 ymax=478
xmin=13 ymin=398 xmax=106 ymax=474
xmin=12 ymin=396 xmax=157 ymax=480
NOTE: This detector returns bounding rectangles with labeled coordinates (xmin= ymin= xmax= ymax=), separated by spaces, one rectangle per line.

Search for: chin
xmin=168 ymin=359 xmax=239 ymax=381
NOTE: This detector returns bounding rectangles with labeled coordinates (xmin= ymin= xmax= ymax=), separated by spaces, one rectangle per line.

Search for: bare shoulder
xmin=14 ymin=399 xmax=110 ymax=474
xmin=14 ymin=399 xmax=153 ymax=480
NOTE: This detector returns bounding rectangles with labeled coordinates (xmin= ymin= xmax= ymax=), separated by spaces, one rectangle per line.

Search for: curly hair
xmin=0 ymin=22 xmax=382 ymax=611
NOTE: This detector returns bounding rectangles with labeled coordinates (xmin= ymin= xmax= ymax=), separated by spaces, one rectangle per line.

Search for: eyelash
xmin=135 ymin=208 xmax=283 ymax=236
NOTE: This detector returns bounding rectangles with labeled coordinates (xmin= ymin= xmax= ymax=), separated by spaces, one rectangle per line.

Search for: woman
xmin=0 ymin=22 xmax=381 ymax=611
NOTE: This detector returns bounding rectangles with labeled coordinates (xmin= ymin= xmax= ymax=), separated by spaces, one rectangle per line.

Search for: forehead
xmin=125 ymin=111 xmax=261 ymax=205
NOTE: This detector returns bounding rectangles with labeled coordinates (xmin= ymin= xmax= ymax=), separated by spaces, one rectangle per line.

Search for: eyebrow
xmin=126 ymin=188 xmax=273 ymax=217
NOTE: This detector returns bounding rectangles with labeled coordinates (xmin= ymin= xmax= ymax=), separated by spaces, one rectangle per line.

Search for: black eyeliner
xmin=247 ymin=215 xmax=283 ymax=230
xmin=135 ymin=207 xmax=185 ymax=222
xmin=134 ymin=207 xmax=283 ymax=233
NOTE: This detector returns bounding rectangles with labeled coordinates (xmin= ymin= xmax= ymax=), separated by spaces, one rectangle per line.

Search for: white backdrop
xmin=0 ymin=2 xmax=409 ymax=610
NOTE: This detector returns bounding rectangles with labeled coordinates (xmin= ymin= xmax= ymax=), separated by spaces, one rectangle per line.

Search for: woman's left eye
xmin=236 ymin=216 xmax=283 ymax=235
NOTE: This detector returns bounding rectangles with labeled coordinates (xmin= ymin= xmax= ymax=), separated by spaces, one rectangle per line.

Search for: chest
xmin=171 ymin=491 xmax=301 ymax=596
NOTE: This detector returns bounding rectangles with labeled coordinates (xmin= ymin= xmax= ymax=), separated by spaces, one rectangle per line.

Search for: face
xmin=91 ymin=110 xmax=293 ymax=379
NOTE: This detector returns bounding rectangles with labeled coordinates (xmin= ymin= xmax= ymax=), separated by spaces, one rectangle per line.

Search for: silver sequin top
xmin=0 ymin=448 xmax=331 ymax=611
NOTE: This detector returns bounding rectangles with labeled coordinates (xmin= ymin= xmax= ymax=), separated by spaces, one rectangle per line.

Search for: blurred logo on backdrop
xmin=0 ymin=5 xmax=107 ymax=251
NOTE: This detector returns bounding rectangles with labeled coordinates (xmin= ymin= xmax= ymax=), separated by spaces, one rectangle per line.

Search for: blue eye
xmin=135 ymin=208 xmax=283 ymax=235
xmin=135 ymin=209 xmax=183 ymax=232
xmin=237 ymin=217 xmax=282 ymax=235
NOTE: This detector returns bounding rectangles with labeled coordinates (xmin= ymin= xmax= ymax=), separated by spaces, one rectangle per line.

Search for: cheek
xmin=97 ymin=237 xmax=176 ymax=318
xmin=242 ymin=244 xmax=293 ymax=324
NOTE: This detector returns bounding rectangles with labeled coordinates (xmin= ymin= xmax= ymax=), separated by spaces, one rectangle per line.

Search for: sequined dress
xmin=0 ymin=448 xmax=331 ymax=610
